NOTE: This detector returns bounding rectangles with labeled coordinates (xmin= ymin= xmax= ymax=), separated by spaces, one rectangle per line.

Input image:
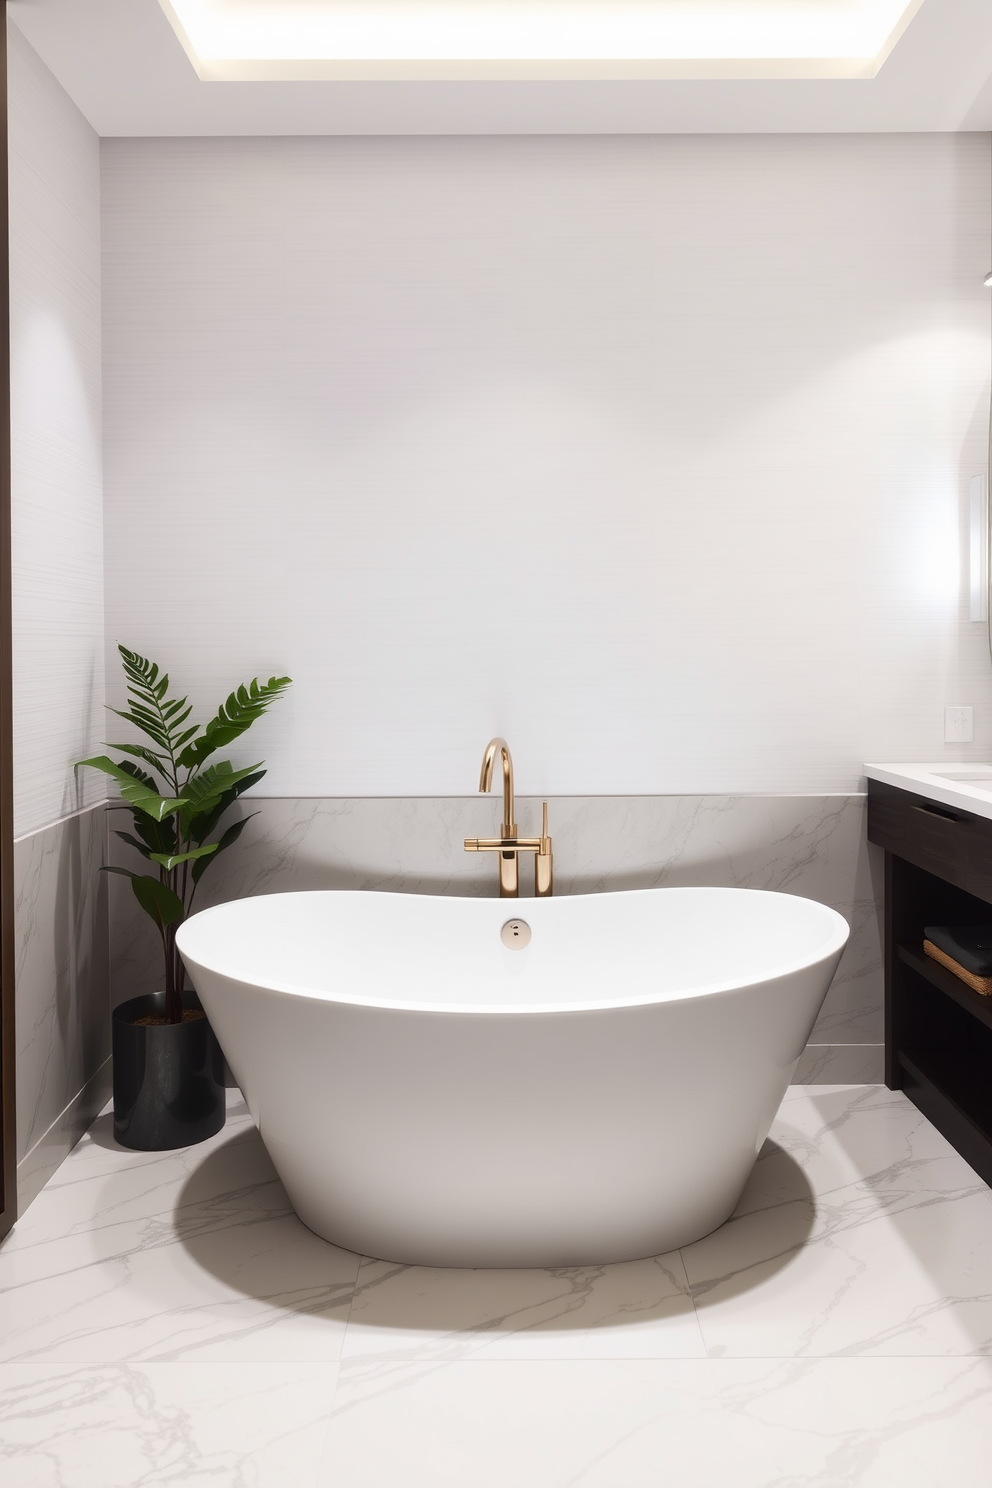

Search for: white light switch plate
xmin=945 ymin=706 xmax=974 ymax=743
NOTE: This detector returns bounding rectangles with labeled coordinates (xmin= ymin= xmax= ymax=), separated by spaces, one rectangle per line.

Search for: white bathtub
xmin=176 ymin=886 xmax=848 ymax=1266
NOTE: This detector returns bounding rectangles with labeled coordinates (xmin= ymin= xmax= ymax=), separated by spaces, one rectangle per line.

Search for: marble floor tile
xmin=0 ymin=1361 xmax=338 ymax=1488
xmin=342 ymin=1250 xmax=705 ymax=1361
xmin=713 ymin=1356 xmax=992 ymax=1488
xmin=683 ymin=1085 xmax=992 ymax=1357
xmin=318 ymin=1355 xmax=992 ymax=1488
xmin=0 ymin=1102 xmax=360 ymax=1365
xmin=317 ymin=1359 xmax=735 ymax=1488
xmin=5 ymin=1082 xmax=992 ymax=1486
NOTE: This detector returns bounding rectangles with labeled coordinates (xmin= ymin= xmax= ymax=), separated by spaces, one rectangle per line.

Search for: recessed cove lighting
xmin=158 ymin=0 xmax=927 ymax=81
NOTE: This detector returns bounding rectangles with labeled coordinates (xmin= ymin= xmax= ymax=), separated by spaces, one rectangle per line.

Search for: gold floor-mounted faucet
xmin=464 ymin=737 xmax=554 ymax=898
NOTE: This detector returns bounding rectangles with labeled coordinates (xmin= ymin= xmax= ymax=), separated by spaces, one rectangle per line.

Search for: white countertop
xmin=865 ymin=763 xmax=992 ymax=822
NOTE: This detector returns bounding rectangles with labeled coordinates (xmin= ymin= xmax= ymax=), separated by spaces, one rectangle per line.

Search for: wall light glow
xmin=159 ymin=0 xmax=926 ymax=80
xmin=970 ymin=474 xmax=987 ymax=622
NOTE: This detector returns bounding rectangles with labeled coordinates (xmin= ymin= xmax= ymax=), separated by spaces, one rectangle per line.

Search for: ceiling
xmin=9 ymin=0 xmax=992 ymax=135
xmin=158 ymin=0 xmax=926 ymax=81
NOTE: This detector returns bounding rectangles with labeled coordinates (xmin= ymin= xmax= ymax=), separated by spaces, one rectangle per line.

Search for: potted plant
xmin=78 ymin=644 xmax=291 ymax=1150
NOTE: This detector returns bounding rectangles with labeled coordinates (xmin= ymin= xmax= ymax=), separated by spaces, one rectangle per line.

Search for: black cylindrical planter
xmin=113 ymin=993 xmax=226 ymax=1150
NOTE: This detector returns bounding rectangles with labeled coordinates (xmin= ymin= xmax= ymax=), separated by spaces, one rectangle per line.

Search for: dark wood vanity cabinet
xmin=868 ymin=779 xmax=992 ymax=1187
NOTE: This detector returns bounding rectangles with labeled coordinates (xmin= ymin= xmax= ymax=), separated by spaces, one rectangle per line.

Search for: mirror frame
xmin=0 ymin=0 xmax=16 ymax=1245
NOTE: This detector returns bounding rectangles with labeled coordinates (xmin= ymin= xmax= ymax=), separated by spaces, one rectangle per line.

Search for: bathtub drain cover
xmin=501 ymin=919 xmax=531 ymax=949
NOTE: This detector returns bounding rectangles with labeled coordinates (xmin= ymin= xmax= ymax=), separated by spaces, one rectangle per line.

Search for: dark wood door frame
xmin=0 ymin=0 xmax=16 ymax=1245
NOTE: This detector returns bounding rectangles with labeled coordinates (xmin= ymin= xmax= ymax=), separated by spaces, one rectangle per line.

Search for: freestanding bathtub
xmin=176 ymin=886 xmax=848 ymax=1267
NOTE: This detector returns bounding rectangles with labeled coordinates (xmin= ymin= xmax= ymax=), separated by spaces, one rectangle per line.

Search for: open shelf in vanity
xmin=867 ymin=772 xmax=992 ymax=1188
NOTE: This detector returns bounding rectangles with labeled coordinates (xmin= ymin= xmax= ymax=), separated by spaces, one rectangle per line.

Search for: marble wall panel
xmin=110 ymin=794 xmax=881 ymax=1080
xmin=15 ymin=802 xmax=110 ymax=1211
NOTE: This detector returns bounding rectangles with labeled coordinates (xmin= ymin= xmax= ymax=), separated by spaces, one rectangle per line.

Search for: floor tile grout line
xmin=677 ymin=1244 xmax=713 ymax=1360
xmin=8 ymin=1084 xmax=990 ymax=1383
xmin=311 ymin=1359 xmax=347 ymax=1488
xmin=335 ymin=1251 xmax=367 ymax=1354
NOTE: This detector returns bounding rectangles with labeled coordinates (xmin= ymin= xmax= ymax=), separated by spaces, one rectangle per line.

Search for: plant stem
xmin=163 ymin=922 xmax=182 ymax=1023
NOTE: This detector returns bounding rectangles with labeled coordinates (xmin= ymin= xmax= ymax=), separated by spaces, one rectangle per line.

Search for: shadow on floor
xmin=684 ymin=1136 xmax=818 ymax=1310
xmin=171 ymin=1120 xmax=816 ymax=1330
xmin=83 ymin=1112 xmax=121 ymax=1152
xmin=84 ymin=1094 xmax=250 ymax=1153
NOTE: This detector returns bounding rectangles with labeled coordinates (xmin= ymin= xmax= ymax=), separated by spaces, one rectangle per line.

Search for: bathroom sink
xmin=865 ymin=764 xmax=992 ymax=825
xmin=931 ymin=768 xmax=992 ymax=785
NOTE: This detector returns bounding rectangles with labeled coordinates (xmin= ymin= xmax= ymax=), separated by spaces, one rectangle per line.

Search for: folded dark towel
xmin=923 ymin=925 xmax=992 ymax=977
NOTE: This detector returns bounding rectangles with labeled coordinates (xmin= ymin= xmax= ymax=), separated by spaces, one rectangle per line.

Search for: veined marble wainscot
xmin=110 ymin=794 xmax=881 ymax=1083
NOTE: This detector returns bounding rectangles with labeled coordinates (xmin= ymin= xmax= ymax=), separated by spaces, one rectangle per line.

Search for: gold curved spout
xmin=478 ymin=737 xmax=516 ymax=838
xmin=466 ymin=738 xmax=554 ymax=898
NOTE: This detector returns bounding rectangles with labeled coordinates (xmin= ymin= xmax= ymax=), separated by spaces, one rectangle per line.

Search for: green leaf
xmin=117 ymin=758 xmax=161 ymax=792
xmin=192 ymin=813 xmax=258 ymax=883
xmin=105 ymin=743 xmax=169 ymax=776
xmin=191 ymin=757 xmax=261 ymax=791
xmin=78 ymin=754 xmax=144 ymax=787
xmin=129 ymin=874 xmax=184 ymax=931
xmin=218 ymin=812 xmax=257 ymax=847
xmin=114 ymin=830 xmax=155 ymax=860
xmin=113 ymin=645 xmax=200 ymax=764
xmin=178 ymin=761 xmax=263 ymax=836
xmin=113 ymin=694 xmax=166 ymax=719
xmin=107 ymin=707 xmax=172 ymax=752
xmin=178 ymin=675 xmax=291 ymax=768
xmin=186 ymin=759 xmax=262 ymax=804
xmin=160 ymin=700 xmax=191 ymax=723
xmin=127 ymin=810 xmax=177 ymax=854
xmin=78 ymin=755 xmax=186 ymax=820
xmin=120 ymin=784 xmax=189 ymax=822
xmin=187 ymin=770 xmax=265 ymax=845
xmin=77 ymin=755 xmax=187 ymax=820
xmin=147 ymin=842 xmax=219 ymax=872
xmin=119 ymin=646 xmax=169 ymax=706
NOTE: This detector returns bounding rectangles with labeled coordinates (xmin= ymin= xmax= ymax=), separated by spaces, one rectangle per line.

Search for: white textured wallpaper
xmin=9 ymin=23 xmax=105 ymax=838
xmin=102 ymin=134 xmax=992 ymax=797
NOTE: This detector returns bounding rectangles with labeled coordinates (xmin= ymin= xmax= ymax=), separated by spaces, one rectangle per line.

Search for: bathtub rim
xmin=175 ymin=884 xmax=850 ymax=1018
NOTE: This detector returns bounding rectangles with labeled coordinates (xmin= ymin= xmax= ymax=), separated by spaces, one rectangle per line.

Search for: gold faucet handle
xmin=535 ymin=802 xmax=554 ymax=897
xmin=465 ymin=836 xmax=542 ymax=853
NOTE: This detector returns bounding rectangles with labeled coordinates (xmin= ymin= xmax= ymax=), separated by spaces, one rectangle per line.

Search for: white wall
xmin=102 ymin=134 xmax=992 ymax=798
xmin=8 ymin=23 xmax=110 ymax=1211
xmin=9 ymin=21 xmax=105 ymax=838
